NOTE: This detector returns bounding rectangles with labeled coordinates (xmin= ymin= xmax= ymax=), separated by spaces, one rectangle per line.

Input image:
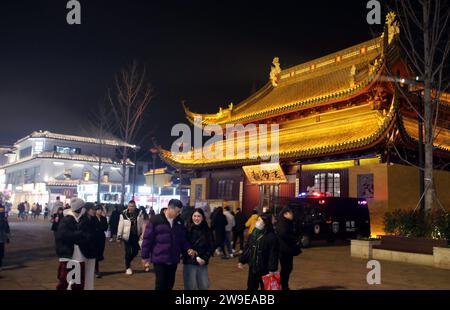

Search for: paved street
xmin=1 ymin=217 xmax=450 ymax=290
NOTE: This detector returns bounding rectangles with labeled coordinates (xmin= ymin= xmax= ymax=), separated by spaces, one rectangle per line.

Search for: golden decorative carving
xmin=386 ymin=12 xmax=400 ymax=45
xmin=270 ymin=57 xmax=282 ymax=87
xmin=350 ymin=65 xmax=357 ymax=87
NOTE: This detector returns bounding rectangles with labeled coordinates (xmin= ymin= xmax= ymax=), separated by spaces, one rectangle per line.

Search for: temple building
xmin=158 ymin=13 xmax=450 ymax=235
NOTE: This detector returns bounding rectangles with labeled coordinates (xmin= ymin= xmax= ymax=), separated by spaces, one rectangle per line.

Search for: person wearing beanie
xmin=55 ymin=198 xmax=96 ymax=290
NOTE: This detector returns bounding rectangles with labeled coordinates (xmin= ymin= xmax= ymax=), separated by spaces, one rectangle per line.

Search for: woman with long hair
xmin=238 ymin=213 xmax=279 ymax=290
xmin=183 ymin=208 xmax=214 ymax=290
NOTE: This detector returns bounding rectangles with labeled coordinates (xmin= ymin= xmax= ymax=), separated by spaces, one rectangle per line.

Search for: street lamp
xmin=150 ymin=147 xmax=158 ymax=209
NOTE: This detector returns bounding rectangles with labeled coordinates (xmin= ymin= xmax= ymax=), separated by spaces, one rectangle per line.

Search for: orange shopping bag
xmin=262 ymin=272 xmax=281 ymax=290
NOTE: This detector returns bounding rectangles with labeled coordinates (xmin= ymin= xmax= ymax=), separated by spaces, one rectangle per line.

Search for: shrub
xmin=383 ymin=209 xmax=449 ymax=240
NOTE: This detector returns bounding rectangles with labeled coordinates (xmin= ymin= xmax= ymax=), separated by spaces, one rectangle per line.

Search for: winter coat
xmin=276 ymin=216 xmax=301 ymax=256
xmin=223 ymin=211 xmax=235 ymax=232
xmin=141 ymin=213 xmax=191 ymax=265
xmin=245 ymin=214 xmax=259 ymax=235
xmin=55 ymin=211 xmax=88 ymax=259
xmin=51 ymin=213 xmax=64 ymax=232
xmin=93 ymin=216 xmax=108 ymax=261
xmin=117 ymin=209 xmax=145 ymax=241
xmin=109 ymin=209 xmax=121 ymax=235
xmin=183 ymin=224 xmax=214 ymax=266
xmin=211 ymin=212 xmax=227 ymax=244
xmin=0 ymin=216 xmax=10 ymax=243
xmin=233 ymin=211 xmax=247 ymax=233
xmin=76 ymin=214 xmax=98 ymax=259
xmin=239 ymin=229 xmax=279 ymax=276
xmin=52 ymin=201 xmax=64 ymax=214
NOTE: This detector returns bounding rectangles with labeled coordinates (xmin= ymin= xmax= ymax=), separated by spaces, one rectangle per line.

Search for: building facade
xmin=158 ymin=13 xmax=450 ymax=236
xmin=0 ymin=131 xmax=136 ymax=208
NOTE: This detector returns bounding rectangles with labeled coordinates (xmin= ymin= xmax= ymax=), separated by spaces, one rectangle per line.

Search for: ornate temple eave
xmin=396 ymin=112 xmax=450 ymax=158
xmin=159 ymin=95 xmax=399 ymax=170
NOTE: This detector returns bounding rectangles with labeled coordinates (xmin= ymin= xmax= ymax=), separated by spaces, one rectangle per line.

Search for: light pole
xmin=131 ymin=146 xmax=141 ymax=200
xmin=150 ymin=147 xmax=158 ymax=209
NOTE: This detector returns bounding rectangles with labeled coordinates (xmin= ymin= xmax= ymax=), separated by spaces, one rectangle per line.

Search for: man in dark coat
xmin=211 ymin=207 xmax=229 ymax=258
xmin=276 ymin=207 xmax=301 ymax=290
xmin=141 ymin=199 xmax=195 ymax=291
xmin=93 ymin=205 xmax=108 ymax=278
xmin=232 ymin=208 xmax=247 ymax=254
xmin=108 ymin=205 xmax=121 ymax=242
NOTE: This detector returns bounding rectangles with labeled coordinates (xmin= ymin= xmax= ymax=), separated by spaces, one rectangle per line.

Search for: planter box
xmin=351 ymin=239 xmax=382 ymax=259
xmin=373 ymin=236 xmax=447 ymax=254
xmin=372 ymin=248 xmax=434 ymax=266
xmin=433 ymin=247 xmax=450 ymax=270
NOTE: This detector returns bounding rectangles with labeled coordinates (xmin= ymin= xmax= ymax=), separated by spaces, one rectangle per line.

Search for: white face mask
xmin=255 ymin=221 xmax=265 ymax=231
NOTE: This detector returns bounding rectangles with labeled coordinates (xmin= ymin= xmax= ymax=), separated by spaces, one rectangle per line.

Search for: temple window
xmin=218 ymin=179 xmax=234 ymax=200
xmin=314 ymin=172 xmax=341 ymax=197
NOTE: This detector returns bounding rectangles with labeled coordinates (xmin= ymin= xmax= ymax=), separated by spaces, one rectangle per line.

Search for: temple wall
xmin=349 ymin=163 xmax=388 ymax=236
xmin=349 ymin=162 xmax=450 ymax=236
xmin=387 ymin=164 xmax=450 ymax=213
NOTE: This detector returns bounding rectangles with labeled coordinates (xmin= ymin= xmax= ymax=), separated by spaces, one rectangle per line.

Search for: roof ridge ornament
xmin=385 ymin=11 xmax=400 ymax=45
xmin=270 ymin=57 xmax=282 ymax=87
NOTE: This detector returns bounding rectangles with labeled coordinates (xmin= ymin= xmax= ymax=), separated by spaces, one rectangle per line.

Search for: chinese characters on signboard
xmin=243 ymin=163 xmax=287 ymax=185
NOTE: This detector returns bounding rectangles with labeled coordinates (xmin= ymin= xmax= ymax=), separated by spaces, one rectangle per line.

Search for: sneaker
xmin=232 ymin=249 xmax=236 ymax=254
xmin=125 ymin=268 xmax=133 ymax=275
xmin=144 ymin=263 xmax=151 ymax=272
xmin=237 ymin=250 xmax=243 ymax=255
xmin=95 ymin=272 xmax=102 ymax=279
xmin=229 ymin=253 xmax=234 ymax=258
xmin=109 ymin=238 xmax=114 ymax=242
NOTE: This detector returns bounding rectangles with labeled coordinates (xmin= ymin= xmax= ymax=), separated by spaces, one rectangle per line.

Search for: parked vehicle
xmin=280 ymin=194 xmax=371 ymax=247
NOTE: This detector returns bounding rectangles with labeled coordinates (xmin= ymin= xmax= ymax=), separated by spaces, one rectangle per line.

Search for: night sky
xmin=0 ymin=0 xmax=386 ymax=152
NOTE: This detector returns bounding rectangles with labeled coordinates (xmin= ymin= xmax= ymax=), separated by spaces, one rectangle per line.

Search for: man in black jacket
xmin=275 ymin=207 xmax=301 ymax=290
xmin=55 ymin=198 xmax=96 ymax=290
xmin=232 ymin=208 xmax=247 ymax=254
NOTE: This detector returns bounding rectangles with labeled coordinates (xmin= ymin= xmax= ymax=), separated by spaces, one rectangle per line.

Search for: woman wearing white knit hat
xmin=55 ymin=198 xmax=96 ymax=290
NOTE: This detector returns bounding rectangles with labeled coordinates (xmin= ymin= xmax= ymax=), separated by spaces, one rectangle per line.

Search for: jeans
xmin=224 ymin=231 xmax=232 ymax=254
xmin=154 ymin=263 xmax=178 ymax=291
xmin=124 ymin=235 xmax=140 ymax=269
xmin=279 ymin=253 xmax=294 ymax=290
xmin=183 ymin=264 xmax=209 ymax=290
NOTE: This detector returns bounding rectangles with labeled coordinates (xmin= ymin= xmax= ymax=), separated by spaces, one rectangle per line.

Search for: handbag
xmin=262 ymin=272 xmax=281 ymax=290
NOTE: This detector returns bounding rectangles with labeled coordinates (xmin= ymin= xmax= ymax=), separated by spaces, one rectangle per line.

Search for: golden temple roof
xmin=184 ymin=36 xmax=384 ymax=125
xmin=160 ymin=95 xmax=398 ymax=169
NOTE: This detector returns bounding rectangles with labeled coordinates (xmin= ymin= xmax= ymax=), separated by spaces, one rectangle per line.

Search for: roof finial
xmin=385 ymin=11 xmax=400 ymax=45
xmin=270 ymin=57 xmax=282 ymax=87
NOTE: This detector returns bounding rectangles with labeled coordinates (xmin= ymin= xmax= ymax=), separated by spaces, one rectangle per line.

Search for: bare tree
xmin=84 ymin=99 xmax=118 ymax=203
xmin=393 ymin=1 xmax=450 ymax=212
xmin=108 ymin=61 xmax=154 ymax=204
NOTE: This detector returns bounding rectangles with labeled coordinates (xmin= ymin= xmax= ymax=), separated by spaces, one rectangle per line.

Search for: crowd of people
xmin=0 ymin=197 xmax=302 ymax=291
xmin=16 ymin=201 xmax=50 ymax=221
